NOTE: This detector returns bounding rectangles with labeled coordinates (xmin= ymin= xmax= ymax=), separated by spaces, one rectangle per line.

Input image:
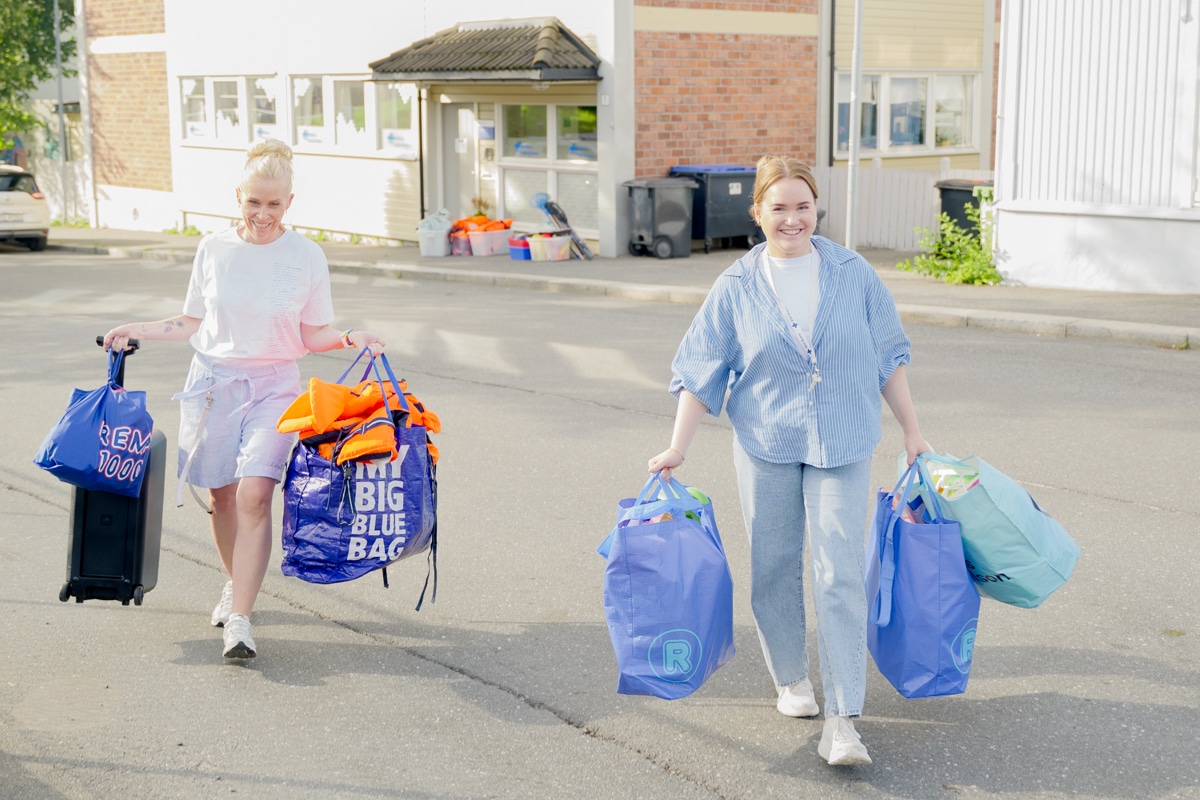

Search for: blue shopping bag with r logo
xmin=598 ymin=474 xmax=735 ymax=700
xmin=866 ymin=462 xmax=980 ymax=699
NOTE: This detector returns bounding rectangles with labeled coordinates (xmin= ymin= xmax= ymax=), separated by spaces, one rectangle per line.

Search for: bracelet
xmin=342 ymin=329 xmax=355 ymax=349
xmin=667 ymin=447 xmax=685 ymax=461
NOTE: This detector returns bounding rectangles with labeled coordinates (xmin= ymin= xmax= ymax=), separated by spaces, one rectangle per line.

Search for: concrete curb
xmin=49 ymin=243 xmax=1196 ymax=351
xmin=898 ymin=304 xmax=1196 ymax=349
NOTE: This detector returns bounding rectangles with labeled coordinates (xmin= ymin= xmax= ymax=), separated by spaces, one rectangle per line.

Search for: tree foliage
xmin=0 ymin=0 xmax=77 ymax=147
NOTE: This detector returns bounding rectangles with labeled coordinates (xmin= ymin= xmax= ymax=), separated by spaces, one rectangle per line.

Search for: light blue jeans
xmin=733 ymin=442 xmax=871 ymax=717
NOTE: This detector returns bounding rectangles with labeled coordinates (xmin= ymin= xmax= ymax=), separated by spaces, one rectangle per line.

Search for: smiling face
xmin=755 ymin=177 xmax=819 ymax=259
xmin=236 ymin=177 xmax=293 ymax=245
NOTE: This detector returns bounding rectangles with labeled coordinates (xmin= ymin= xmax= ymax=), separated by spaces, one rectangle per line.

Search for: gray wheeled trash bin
xmin=622 ymin=178 xmax=698 ymax=259
xmin=668 ymin=164 xmax=758 ymax=252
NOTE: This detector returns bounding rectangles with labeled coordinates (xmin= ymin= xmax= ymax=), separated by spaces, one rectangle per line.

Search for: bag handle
xmin=913 ymin=456 xmax=948 ymax=522
xmin=874 ymin=461 xmax=921 ymax=628
xmin=335 ymin=348 xmax=412 ymax=416
xmin=107 ymin=348 xmax=126 ymax=387
xmin=371 ymin=352 xmax=411 ymax=415
xmin=627 ymin=473 xmax=703 ymax=517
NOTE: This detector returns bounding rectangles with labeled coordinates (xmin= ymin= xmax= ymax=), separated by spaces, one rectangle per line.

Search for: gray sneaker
xmin=222 ymin=613 xmax=256 ymax=659
xmin=211 ymin=580 xmax=233 ymax=627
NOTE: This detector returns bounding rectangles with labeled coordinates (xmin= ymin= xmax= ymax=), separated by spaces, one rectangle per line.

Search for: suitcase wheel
xmin=59 ymin=584 xmax=70 ymax=602
xmin=133 ymin=586 xmax=144 ymax=606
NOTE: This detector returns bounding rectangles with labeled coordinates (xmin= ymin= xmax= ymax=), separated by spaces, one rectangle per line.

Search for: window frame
xmin=495 ymin=102 xmax=600 ymax=237
xmin=834 ymin=70 xmax=979 ymax=159
xmin=179 ymin=74 xmax=418 ymax=160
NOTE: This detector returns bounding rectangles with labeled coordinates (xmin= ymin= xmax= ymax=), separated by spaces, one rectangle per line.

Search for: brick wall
xmin=85 ymin=0 xmax=165 ymax=38
xmin=634 ymin=30 xmax=820 ymax=178
xmin=89 ymin=52 xmax=173 ymax=191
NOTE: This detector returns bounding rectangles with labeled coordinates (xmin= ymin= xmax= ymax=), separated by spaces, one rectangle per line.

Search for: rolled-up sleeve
xmin=669 ymin=283 xmax=735 ymax=417
xmin=865 ymin=271 xmax=911 ymax=391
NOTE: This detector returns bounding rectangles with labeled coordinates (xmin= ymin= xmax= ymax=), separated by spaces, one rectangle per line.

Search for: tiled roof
xmin=369 ymin=18 xmax=601 ymax=82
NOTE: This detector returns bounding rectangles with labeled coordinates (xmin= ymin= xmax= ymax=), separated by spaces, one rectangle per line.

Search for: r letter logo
xmin=648 ymin=629 xmax=702 ymax=683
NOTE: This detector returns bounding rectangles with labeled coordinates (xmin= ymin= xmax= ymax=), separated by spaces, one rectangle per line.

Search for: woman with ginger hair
xmin=648 ymin=155 xmax=931 ymax=766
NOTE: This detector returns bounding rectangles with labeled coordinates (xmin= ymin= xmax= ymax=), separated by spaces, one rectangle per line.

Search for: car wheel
xmin=22 ymin=237 xmax=47 ymax=252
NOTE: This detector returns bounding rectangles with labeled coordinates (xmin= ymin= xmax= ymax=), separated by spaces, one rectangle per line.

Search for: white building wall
xmin=994 ymin=0 xmax=1200 ymax=293
xmin=161 ymin=0 xmax=617 ymax=247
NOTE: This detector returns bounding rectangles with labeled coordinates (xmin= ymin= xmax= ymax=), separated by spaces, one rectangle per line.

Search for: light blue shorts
xmin=175 ymin=353 xmax=300 ymax=489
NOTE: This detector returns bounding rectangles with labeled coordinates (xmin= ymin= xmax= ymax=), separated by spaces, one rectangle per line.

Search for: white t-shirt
xmin=183 ymin=227 xmax=336 ymax=365
xmin=766 ymin=251 xmax=821 ymax=345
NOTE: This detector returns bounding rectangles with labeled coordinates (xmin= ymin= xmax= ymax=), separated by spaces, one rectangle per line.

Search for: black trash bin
xmin=935 ymin=179 xmax=993 ymax=234
xmin=668 ymin=164 xmax=758 ymax=252
xmin=623 ymin=177 xmax=698 ymax=259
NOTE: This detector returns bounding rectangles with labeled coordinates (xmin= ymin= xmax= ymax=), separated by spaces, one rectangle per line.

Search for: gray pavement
xmin=40 ymin=226 xmax=1200 ymax=351
xmin=3 ymin=250 xmax=1199 ymax=799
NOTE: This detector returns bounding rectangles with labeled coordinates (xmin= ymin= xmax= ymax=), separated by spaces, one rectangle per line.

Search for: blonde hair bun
xmin=241 ymin=138 xmax=294 ymax=193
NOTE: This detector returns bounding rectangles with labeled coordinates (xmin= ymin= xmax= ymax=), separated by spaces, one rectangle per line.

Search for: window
xmin=214 ymin=79 xmax=242 ymax=141
xmin=836 ymin=72 xmax=976 ymax=156
xmin=181 ymin=75 xmax=417 ymax=158
xmin=334 ymin=80 xmax=367 ymax=146
xmin=251 ymin=77 xmax=277 ymax=141
xmin=497 ymin=103 xmax=600 ymax=235
xmin=889 ymin=78 xmax=926 ymax=147
xmin=182 ymin=78 xmax=207 ymax=140
xmin=293 ymin=77 xmax=324 ymax=145
xmin=503 ymin=105 xmax=548 ymax=159
xmin=835 ymin=75 xmax=879 ymax=151
xmin=935 ymin=75 xmax=973 ymax=149
xmin=377 ymin=82 xmax=417 ymax=156
xmin=557 ymin=105 xmax=597 ymax=162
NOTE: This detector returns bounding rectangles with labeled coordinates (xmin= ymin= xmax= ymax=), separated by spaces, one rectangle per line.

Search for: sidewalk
xmin=44 ymin=226 xmax=1200 ymax=350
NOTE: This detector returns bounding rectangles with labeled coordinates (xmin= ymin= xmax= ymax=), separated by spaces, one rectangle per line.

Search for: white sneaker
xmin=222 ymin=613 xmax=256 ymax=659
xmin=776 ymin=678 xmax=820 ymax=717
xmin=818 ymin=716 xmax=872 ymax=766
xmin=210 ymin=580 xmax=233 ymax=627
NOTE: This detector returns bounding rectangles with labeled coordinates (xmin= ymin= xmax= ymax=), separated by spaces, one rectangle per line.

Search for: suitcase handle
xmin=95 ymin=335 xmax=140 ymax=352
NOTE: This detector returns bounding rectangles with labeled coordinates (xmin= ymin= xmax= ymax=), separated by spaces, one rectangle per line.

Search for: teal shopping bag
xmin=908 ymin=453 xmax=1079 ymax=608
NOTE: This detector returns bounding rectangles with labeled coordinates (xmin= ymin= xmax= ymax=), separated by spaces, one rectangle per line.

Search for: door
xmin=441 ymin=103 xmax=477 ymax=220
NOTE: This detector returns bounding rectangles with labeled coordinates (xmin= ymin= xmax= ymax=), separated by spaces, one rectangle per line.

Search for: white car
xmin=0 ymin=165 xmax=51 ymax=251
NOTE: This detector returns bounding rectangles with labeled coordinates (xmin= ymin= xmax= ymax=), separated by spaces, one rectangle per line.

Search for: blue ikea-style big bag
xmin=280 ymin=353 xmax=438 ymax=607
xmin=866 ymin=462 xmax=980 ymax=699
xmin=597 ymin=474 xmax=735 ymax=700
xmin=34 ymin=348 xmax=156 ymax=499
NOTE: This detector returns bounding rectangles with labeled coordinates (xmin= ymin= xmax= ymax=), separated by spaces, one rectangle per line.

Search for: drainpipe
xmin=417 ymin=86 xmax=426 ymax=222
xmin=76 ymin=0 xmax=98 ymax=227
xmin=828 ymin=0 xmax=836 ymax=167
xmin=53 ymin=0 xmax=70 ymax=221
xmin=844 ymin=0 xmax=864 ymax=249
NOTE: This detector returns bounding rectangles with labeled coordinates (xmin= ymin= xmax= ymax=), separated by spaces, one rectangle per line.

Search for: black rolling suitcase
xmin=59 ymin=339 xmax=166 ymax=606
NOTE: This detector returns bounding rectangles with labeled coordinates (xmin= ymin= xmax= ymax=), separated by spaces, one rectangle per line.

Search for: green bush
xmin=163 ymin=225 xmax=203 ymax=236
xmin=899 ymin=188 xmax=1002 ymax=285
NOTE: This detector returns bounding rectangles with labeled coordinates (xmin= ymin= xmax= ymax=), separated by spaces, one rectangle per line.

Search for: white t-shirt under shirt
xmin=765 ymin=250 xmax=821 ymax=345
xmin=183 ymin=227 xmax=335 ymax=365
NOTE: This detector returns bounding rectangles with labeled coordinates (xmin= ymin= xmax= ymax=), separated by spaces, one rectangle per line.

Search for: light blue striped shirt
xmin=670 ymin=237 xmax=911 ymax=468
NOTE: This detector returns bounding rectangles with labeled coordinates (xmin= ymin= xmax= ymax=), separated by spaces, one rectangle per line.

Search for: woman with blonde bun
xmin=104 ymin=139 xmax=386 ymax=660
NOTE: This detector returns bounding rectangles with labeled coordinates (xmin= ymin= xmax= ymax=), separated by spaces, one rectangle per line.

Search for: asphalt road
xmin=1 ymin=249 xmax=1197 ymax=799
